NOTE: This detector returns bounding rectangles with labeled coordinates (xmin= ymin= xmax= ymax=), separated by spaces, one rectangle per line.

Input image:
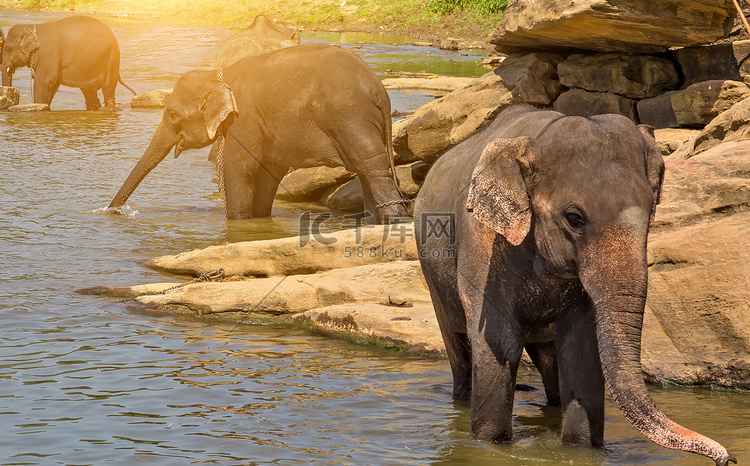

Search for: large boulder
xmin=553 ymin=88 xmax=637 ymax=120
xmin=493 ymin=53 xmax=563 ymax=105
xmin=0 ymin=86 xmax=20 ymax=109
xmin=643 ymin=143 xmax=750 ymax=388
xmin=144 ymin=224 xmax=418 ymax=277
xmin=321 ymin=162 xmax=429 ymax=213
xmin=490 ymin=0 xmax=737 ymax=54
xmin=395 ymin=72 xmax=512 ymax=164
xmin=215 ymin=15 xmax=300 ymax=69
xmin=638 ymin=80 xmax=750 ymax=128
xmin=557 ymin=53 xmax=679 ymax=99
xmin=131 ymin=89 xmax=172 ymax=109
xmin=670 ymin=39 xmax=750 ymax=87
xmin=670 ymin=96 xmax=750 ymax=158
xmin=275 ymin=166 xmax=355 ymax=201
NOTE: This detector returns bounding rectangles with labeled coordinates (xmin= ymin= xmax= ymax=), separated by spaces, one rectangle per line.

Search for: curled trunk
xmin=109 ymin=121 xmax=175 ymax=209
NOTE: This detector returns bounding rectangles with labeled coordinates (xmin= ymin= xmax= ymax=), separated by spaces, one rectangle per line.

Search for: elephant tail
xmin=119 ymin=77 xmax=137 ymax=96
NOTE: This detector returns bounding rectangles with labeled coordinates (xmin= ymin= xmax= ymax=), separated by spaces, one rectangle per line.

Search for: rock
xmin=0 ymin=86 xmax=20 ymax=109
xmin=293 ymin=301 xmax=444 ymax=353
xmin=131 ymin=89 xmax=172 ymax=109
xmin=137 ymin=260 xmax=425 ymax=311
xmin=392 ymin=117 xmax=418 ymax=164
xmin=639 ymin=142 xmax=750 ymax=388
xmin=7 ymin=103 xmax=50 ymax=112
xmin=399 ymin=72 xmax=513 ymax=164
xmin=670 ymin=96 xmax=750 ymax=159
xmin=553 ymin=88 xmax=637 ymax=121
xmin=395 ymin=162 xmax=428 ymax=198
xmin=670 ymin=39 xmax=750 ymax=87
xmin=381 ymin=76 xmax=476 ymax=91
xmin=322 ymin=178 xmax=364 ymax=213
xmin=321 ymin=162 xmax=427 ymax=212
xmin=479 ymin=56 xmax=505 ymax=69
xmin=490 ymin=0 xmax=737 ymax=54
xmin=638 ymin=80 xmax=750 ymax=128
xmin=215 ymin=15 xmax=300 ymax=69
xmin=494 ymin=53 xmax=563 ymax=105
xmin=557 ymin=53 xmax=679 ymax=99
xmin=653 ymin=128 xmax=700 ymax=156
xmin=653 ymin=142 xmax=750 ymax=227
xmin=145 ymin=223 xmax=418 ymax=277
xmin=439 ymin=38 xmax=459 ymax=50
xmin=275 ymin=166 xmax=355 ymax=201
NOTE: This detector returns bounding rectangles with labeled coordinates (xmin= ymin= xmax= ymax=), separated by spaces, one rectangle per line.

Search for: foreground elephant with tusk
xmin=415 ymin=105 xmax=735 ymax=465
xmin=109 ymin=44 xmax=408 ymax=223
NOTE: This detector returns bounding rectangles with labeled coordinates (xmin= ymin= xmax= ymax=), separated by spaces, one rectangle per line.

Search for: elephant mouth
xmin=174 ymin=135 xmax=187 ymax=158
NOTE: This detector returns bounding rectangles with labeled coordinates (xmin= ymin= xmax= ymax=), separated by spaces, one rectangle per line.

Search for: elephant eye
xmin=167 ymin=110 xmax=180 ymax=123
xmin=563 ymin=207 xmax=587 ymax=231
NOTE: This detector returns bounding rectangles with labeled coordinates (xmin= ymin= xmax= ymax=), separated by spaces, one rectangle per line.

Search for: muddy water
xmin=1 ymin=10 xmax=748 ymax=465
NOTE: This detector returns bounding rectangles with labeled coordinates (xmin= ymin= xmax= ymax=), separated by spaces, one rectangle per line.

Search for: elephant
xmin=414 ymin=105 xmax=735 ymax=465
xmin=108 ymin=44 xmax=409 ymax=223
xmin=0 ymin=15 xmax=135 ymax=110
xmin=215 ymin=15 xmax=300 ymax=69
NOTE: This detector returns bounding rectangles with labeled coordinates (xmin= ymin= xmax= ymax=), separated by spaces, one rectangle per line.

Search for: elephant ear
xmin=19 ymin=27 xmax=40 ymax=61
xmin=637 ymin=124 xmax=665 ymax=225
xmin=199 ymin=80 xmax=239 ymax=140
xmin=466 ymin=137 xmax=533 ymax=246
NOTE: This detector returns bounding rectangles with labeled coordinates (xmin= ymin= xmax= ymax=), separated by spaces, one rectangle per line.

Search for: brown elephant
xmin=1 ymin=15 xmax=135 ymax=110
xmin=215 ymin=15 xmax=300 ymax=69
xmin=109 ymin=44 xmax=408 ymax=223
xmin=415 ymin=105 xmax=735 ymax=465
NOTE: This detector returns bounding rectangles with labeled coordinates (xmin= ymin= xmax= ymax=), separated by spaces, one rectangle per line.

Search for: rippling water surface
xmin=1 ymin=10 xmax=748 ymax=465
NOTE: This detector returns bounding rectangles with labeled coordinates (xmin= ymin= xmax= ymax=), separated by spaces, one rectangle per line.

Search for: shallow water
xmin=1 ymin=10 xmax=748 ymax=465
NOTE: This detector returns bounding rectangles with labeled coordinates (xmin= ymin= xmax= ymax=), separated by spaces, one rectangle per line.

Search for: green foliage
xmin=428 ymin=0 xmax=508 ymax=15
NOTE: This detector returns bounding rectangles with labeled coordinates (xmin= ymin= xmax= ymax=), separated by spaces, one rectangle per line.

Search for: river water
xmin=1 ymin=10 xmax=747 ymax=465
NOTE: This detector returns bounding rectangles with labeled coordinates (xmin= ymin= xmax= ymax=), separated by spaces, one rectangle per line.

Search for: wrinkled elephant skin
xmin=1 ymin=15 xmax=135 ymax=110
xmin=109 ymin=44 xmax=407 ymax=223
xmin=415 ymin=105 xmax=735 ymax=465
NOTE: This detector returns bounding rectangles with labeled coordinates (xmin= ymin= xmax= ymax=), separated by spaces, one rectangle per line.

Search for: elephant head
xmin=109 ymin=71 xmax=238 ymax=210
xmin=466 ymin=115 xmax=734 ymax=464
xmin=1 ymin=24 xmax=40 ymax=87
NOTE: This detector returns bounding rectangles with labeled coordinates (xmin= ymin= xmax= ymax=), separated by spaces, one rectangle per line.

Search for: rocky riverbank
xmin=35 ymin=0 xmax=750 ymax=389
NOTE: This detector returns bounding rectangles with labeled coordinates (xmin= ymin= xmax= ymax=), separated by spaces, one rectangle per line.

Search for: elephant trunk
xmin=580 ymin=210 xmax=735 ymax=466
xmin=109 ymin=121 xmax=175 ymax=209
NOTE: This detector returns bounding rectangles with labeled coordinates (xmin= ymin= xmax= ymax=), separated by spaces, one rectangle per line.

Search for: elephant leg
xmin=556 ymin=305 xmax=604 ymax=447
xmin=81 ymin=89 xmax=102 ymax=111
xmin=34 ymin=79 xmax=59 ymax=106
xmin=251 ymin=164 xmax=288 ymax=218
xmin=525 ymin=340 xmax=561 ymax=407
xmin=425 ymin=279 xmax=471 ymax=399
xmin=339 ymin=130 xmax=408 ymax=224
xmin=470 ymin=332 xmax=522 ymax=443
xmin=222 ymin=136 xmax=255 ymax=219
xmin=462 ymin=282 xmax=523 ymax=442
xmin=359 ymin=177 xmax=378 ymax=225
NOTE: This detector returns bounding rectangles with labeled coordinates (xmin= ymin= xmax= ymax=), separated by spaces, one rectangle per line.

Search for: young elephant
xmin=1 ymin=15 xmax=136 ymax=110
xmin=415 ymin=105 xmax=735 ymax=465
xmin=109 ymin=44 xmax=408 ymax=223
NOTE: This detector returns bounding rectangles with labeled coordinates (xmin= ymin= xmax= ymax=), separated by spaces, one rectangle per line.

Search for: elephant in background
xmin=215 ymin=15 xmax=300 ymax=69
xmin=109 ymin=44 xmax=409 ymax=223
xmin=415 ymin=105 xmax=735 ymax=465
xmin=0 ymin=15 xmax=135 ymax=110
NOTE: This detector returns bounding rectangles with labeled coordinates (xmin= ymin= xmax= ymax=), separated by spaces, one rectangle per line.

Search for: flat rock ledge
xmin=83 ymin=225 xmax=443 ymax=355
